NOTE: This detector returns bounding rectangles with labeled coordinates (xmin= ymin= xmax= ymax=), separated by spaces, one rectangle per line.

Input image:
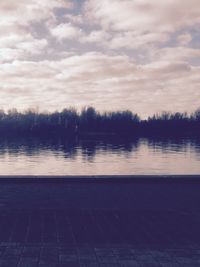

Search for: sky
xmin=0 ymin=0 xmax=200 ymax=118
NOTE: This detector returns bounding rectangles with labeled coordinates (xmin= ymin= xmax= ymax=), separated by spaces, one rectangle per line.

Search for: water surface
xmin=0 ymin=137 xmax=199 ymax=175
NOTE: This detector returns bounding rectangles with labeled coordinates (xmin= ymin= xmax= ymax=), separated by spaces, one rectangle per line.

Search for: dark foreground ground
xmin=0 ymin=175 xmax=200 ymax=266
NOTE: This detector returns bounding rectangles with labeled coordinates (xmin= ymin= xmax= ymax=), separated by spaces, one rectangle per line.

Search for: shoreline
xmin=0 ymin=174 xmax=199 ymax=183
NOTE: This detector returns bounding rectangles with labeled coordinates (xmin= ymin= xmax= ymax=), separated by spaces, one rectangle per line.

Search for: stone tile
xmin=0 ymin=259 xmax=19 ymax=267
xmin=159 ymin=263 xmax=180 ymax=267
xmin=98 ymin=264 xmax=118 ymax=267
xmin=39 ymin=247 xmax=59 ymax=266
xmin=135 ymin=254 xmax=157 ymax=262
xmin=59 ymin=254 xmax=79 ymax=262
xmin=59 ymin=263 xmax=80 ymax=267
xmin=119 ymin=259 xmax=140 ymax=267
xmin=176 ymin=256 xmax=199 ymax=264
xmin=21 ymin=246 xmax=41 ymax=258
xmin=2 ymin=246 xmax=23 ymax=260
xmin=138 ymin=263 xmax=162 ymax=267
xmin=80 ymin=263 xmax=99 ymax=267
xmin=18 ymin=257 xmax=38 ymax=267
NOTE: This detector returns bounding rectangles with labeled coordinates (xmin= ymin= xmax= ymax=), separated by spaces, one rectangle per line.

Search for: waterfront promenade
xmin=0 ymin=175 xmax=199 ymax=266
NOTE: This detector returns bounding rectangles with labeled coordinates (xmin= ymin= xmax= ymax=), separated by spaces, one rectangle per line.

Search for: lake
xmin=0 ymin=136 xmax=199 ymax=175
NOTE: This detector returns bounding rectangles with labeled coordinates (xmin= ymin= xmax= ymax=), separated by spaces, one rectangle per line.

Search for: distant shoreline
xmin=0 ymin=107 xmax=199 ymax=137
xmin=0 ymin=175 xmax=199 ymax=183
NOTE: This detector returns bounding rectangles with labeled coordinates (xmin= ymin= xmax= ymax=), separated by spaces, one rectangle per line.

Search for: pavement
xmin=0 ymin=176 xmax=199 ymax=266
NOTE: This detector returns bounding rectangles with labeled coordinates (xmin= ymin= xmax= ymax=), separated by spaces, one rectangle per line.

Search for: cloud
xmin=16 ymin=39 xmax=48 ymax=55
xmin=0 ymin=0 xmax=73 ymax=61
xmin=0 ymin=0 xmax=199 ymax=117
xmin=0 ymin=0 xmax=73 ymax=26
xmin=109 ymin=32 xmax=170 ymax=50
xmin=64 ymin=14 xmax=84 ymax=25
xmin=50 ymin=23 xmax=82 ymax=40
xmin=0 ymin=49 xmax=21 ymax=62
xmin=84 ymin=0 xmax=200 ymax=50
xmin=0 ymin=34 xmax=48 ymax=62
xmin=144 ymin=61 xmax=191 ymax=74
xmin=85 ymin=0 xmax=200 ymax=33
xmin=0 ymin=52 xmax=200 ymax=117
xmin=177 ymin=33 xmax=192 ymax=46
xmin=151 ymin=47 xmax=200 ymax=62
xmin=80 ymin=30 xmax=111 ymax=45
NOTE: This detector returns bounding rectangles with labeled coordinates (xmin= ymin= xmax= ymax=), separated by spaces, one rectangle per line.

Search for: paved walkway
xmin=0 ymin=177 xmax=199 ymax=266
xmin=0 ymin=210 xmax=199 ymax=246
xmin=1 ymin=243 xmax=200 ymax=267
xmin=0 ymin=209 xmax=199 ymax=266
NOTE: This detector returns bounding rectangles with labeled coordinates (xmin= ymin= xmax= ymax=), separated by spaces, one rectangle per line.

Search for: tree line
xmin=0 ymin=107 xmax=199 ymax=137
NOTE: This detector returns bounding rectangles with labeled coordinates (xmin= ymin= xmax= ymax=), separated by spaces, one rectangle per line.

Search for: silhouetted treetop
xmin=0 ymin=107 xmax=199 ymax=137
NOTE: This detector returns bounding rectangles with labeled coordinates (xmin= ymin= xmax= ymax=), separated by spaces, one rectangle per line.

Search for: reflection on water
xmin=0 ymin=137 xmax=199 ymax=175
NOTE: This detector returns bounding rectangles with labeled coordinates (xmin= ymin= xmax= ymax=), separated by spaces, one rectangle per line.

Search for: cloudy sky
xmin=0 ymin=0 xmax=200 ymax=117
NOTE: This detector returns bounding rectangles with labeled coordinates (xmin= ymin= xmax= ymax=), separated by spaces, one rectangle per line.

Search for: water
xmin=0 ymin=137 xmax=199 ymax=175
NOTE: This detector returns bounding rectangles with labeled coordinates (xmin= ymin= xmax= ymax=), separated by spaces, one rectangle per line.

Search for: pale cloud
xmin=144 ymin=61 xmax=191 ymax=74
xmin=16 ymin=39 xmax=48 ymax=55
xmin=109 ymin=32 xmax=170 ymax=50
xmin=0 ymin=49 xmax=21 ymax=62
xmin=80 ymin=30 xmax=111 ymax=45
xmin=64 ymin=14 xmax=84 ymax=25
xmin=0 ymin=0 xmax=199 ymax=117
xmin=0 ymin=33 xmax=48 ymax=62
xmin=0 ymin=53 xmax=200 ymax=117
xmin=84 ymin=0 xmax=200 ymax=50
xmin=0 ymin=0 xmax=73 ymax=61
xmin=151 ymin=47 xmax=200 ymax=62
xmin=0 ymin=34 xmax=27 ymax=49
xmin=85 ymin=0 xmax=200 ymax=33
xmin=177 ymin=33 xmax=192 ymax=46
xmin=0 ymin=0 xmax=73 ymax=26
xmin=50 ymin=23 xmax=82 ymax=40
